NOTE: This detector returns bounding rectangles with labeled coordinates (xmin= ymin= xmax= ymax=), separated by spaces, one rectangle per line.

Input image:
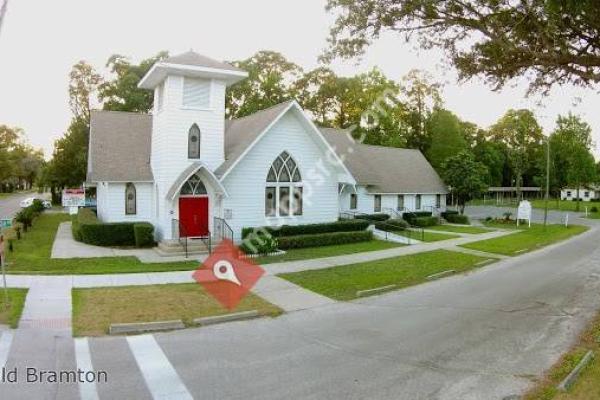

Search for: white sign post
xmin=517 ymin=200 xmax=532 ymax=227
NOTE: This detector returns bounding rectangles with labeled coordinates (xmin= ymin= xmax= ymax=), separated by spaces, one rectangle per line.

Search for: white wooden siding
xmin=182 ymin=77 xmax=210 ymax=109
xmin=99 ymin=182 xmax=154 ymax=223
xmin=222 ymin=112 xmax=340 ymax=240
xmin=339 ymin=185 xmax=446 ymax=215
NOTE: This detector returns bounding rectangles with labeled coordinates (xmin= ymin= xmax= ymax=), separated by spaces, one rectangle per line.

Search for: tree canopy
xmin=324 ymin=0 xmax=600 ymax=93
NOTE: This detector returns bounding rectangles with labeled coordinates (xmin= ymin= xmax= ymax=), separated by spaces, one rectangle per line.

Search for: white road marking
xmin=127 ymin=334 xmax=193 ymax=400
xmin=0 ymin=330 xmax=13 ymax=367
xmin=75 ymin=338 xmax=100 ymax=400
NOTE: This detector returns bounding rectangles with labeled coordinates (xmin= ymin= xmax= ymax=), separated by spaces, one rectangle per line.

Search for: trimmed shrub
xmin=277 ymin=231 xmax=373 ymax=250
xmin=354 ymin=213 xmax=390 ymax=222
xmin=241 ymin=219 xmax=369 ymax=239
xmin=134 ymin=223 xmax=155 ymax=248
xmin=591 ymin=206 xmax=598 ymax=213
xmin=441 ymin=210 xmax=459 ymax=219
xmin=240 ymin=233 xmax=279 ymax=255
xmin=445 ymin=214 xmax=470 ymax=224
xmin=403 ymin=211 xmax=433 ymax=224
xmin=74 ymin=208 xmax=137 ymax=247
xmin=410 ymin=216 xmax=439 ymax=227
xmin=31 ymin=199 xmax=45 ymax=213
xmin=374 ymin=218 xmax=409 ymax=232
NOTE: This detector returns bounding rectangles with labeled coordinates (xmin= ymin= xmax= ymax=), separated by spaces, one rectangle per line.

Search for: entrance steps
xmin=155 ymin=238 xmax=211 ymax=257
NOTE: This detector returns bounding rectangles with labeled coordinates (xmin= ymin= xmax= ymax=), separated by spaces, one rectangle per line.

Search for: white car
xmin=19 ymin=197 xmax=35 ymax=208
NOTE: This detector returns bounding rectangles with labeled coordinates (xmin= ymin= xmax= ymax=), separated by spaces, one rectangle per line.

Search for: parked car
xmin=42 ymin=200 xmax=52 ymax=209
xmin=19 ymin=197 xmax=35 ymax=208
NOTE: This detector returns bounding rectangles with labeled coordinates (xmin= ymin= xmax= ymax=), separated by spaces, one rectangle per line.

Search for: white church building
xmin=86 ymin=51 xmax=448 ymax=245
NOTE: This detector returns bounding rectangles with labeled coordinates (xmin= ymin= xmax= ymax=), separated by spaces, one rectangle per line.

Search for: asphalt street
xmin=0 ymin=204 xmax=599 ymax=399
xmin=0 ymin=192 xmax=47 ymax=220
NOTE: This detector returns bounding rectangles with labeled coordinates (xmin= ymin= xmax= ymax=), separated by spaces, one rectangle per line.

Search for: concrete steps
xmin=155 ymin=238 xmax=211 ymax=257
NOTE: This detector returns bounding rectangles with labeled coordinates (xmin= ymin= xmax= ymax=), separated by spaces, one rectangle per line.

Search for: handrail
xmin=200 ymin=230 xmax=211 ymax=254
xmin=213 ymin=217 xmax=234 ymax=243
xmin=371 ymin=218 xmax=425 ymax=244
xmin=172 ymin=219 xmax=188 ymax=258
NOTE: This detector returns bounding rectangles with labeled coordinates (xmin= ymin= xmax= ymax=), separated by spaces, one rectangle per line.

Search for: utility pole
xmin=544 ymin=136 xmax=550 ymax=227
xmin=0 ymin=0 xmax=8 ymax=38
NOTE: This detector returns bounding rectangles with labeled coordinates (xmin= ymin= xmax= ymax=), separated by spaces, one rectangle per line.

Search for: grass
xmin=523 ymin=312 xmax=600 ymax=400
xmin=3 ymin=213 xmax=198 ymax=275
xmin=0 ymin=289 xmax=28 ymax=328
xmin=72 ymin=283 xmax=282 ymax=336
xmin=253 ymin=240 xmax=404 ymax=265
xmin=460 ymin=222 xmax=588 ymax=256
xmin=395 ymin=229 xmax=460 ymax=242
xmin=279 ymin=250 xmax=492 ymax=301
xmin=427 ymin=225 xmax=493 ymax=234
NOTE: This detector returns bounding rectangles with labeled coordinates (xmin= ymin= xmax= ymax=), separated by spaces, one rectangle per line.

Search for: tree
xmin=324 ymin=0 xmax=600 ymax=93
xmin=226 ymin=51 xmax=303 ymax=119
xmin=566 ymin=144 xmax=597 ymax=211
xmin=442 ymin=151 xmax=489 ymax=214
xmin=99 ymin=52 xmax=168 ymax=113
xmin=425 ymin=108 xmax=467 ymax=171
xmin=69 ymin=61 xmax=102 ymax=123
xmin=489 ymin=110 xmax=544 ymax=200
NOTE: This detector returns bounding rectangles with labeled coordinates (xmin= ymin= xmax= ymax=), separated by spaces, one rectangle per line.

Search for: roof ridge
xmin=91 ymin=109 xmax=151 ymax=117
xmin=227 ymin=100 xmax=296 ymax=124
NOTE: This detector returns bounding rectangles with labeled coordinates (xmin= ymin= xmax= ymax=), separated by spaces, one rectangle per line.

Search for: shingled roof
xmin=87 ymin=111 xmax=153 ymax=182
xmin=87 ymin=102 xmax=448 ymax=194
xmin=163 ymin=51 xmax=245 ymax=73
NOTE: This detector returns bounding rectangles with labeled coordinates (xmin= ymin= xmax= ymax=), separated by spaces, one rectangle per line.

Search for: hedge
xmin=374 ymin=218 xmax=409 ymax=232
xmin=403 ymin=211 xmax=433 ymax=224
xmin=441 ymin=210 xmax=459 ymax=219
xmin=445 ymin=214 xmax=470 ymax=224
xmin=354 ymin=213 xmax=390 ymax=222
xmin=239 ymin=233 xmax=279 ymax=255
xmin=134 ymin=223 xmax=155 ymax=247
xmin=277 ymin=231 xmax=373 ymax=250
xmin=73 ymin=208 xmax=154 ymax=247
xmin=410 ymin=216 xmax=439 ymax=227
xmin=241 ymin=219 xmax=369 ymax=239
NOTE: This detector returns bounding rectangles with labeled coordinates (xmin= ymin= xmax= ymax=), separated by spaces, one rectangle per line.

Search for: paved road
xmin=1 ymin=219 xmax=600 ymax=399
xmin=0 ymin=192 xmax=46 ymax=220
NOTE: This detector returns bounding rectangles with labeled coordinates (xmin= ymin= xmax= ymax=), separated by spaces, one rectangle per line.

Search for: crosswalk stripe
xmin=0 ymin=330 xmax=13 ymax=367
xmin=127 ymin=334 xmax=193 ymax=400
xmin=75 ymin=338 xmax=100 ymax=400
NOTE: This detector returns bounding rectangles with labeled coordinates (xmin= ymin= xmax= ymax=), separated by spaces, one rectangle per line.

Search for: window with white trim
xmin=125 ymin=183 xmax=136 ymax=215
xmin=182 ymin=77 xmax=210 ymax=109
xmin=188 ymin=124 xmax=201 ymax=159
xmin=265 ymin=152 xmax=303 ymax=217
xmin=350 ymin=194 xmax=357 ymax=210
xmin=374 ymin=195 xmax=381 ymax=212
xmin=415 ymin=194 xmax=422 ymax=210
xmin=397 ymin=195 xmax=404 ymax=211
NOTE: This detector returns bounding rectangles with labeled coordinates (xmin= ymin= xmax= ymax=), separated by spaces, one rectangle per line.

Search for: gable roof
xmin=320 ymin=128 xmax=448 ymax=194
xmin=163 ymin=51 xmax=245 ymax=73
xmin=87 ymin=111 xmax=154 ymax=182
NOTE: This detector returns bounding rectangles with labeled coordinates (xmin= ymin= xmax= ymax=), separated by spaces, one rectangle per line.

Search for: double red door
xmin=179 ymin=197 xmax=209 ymax=237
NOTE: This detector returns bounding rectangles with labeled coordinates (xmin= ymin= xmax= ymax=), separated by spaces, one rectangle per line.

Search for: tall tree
xmin=425 ymin=108 xmax=467 ymax=170
xmin=226 ymin=51 xmax=303 ymax=119
xmin=566 ymin=144 xmax=597 ymax=211
xmin=442 ymin=151 xmax=489 ymax=214
xmin=69 ymin=61 xmax=102 ymax=123
xmin=99 ymin=51 xmax=168 ymax=113
xmin=489 ymin=110 xmax=544 ymax=200
xmin=324 ymin=0 xmax=600 ymax=93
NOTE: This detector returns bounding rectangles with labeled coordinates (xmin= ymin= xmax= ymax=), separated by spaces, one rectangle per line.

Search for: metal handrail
xmin=213 ymin=217 xmax=234 ymax=243
xmin=172 ymin=219 xmax=188 ymax=258
xmin=371 ymin=219 xmax=425 ymax=244
xmin=200 ymin=230 xmax=211 ymax=254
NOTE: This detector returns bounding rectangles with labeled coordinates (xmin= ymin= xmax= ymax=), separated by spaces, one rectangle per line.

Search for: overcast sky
xmin=1 ymin=0 xmax=598 ymax=158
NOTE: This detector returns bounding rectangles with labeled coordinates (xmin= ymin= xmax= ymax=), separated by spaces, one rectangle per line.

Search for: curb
xmin=475 ymin=259 xmax=495 ymax=266
xmin=356 ymin=285 xmax=397 ymax=297
xmin=194 ymin=310 xmax=260 ymax=326
xmin=426 ymin=270 xmax=455 ymax=280
xmin=557 ymin=350 xmax=594 ymax=392
xmin=109 ymin=320 xmax=185 ymax=335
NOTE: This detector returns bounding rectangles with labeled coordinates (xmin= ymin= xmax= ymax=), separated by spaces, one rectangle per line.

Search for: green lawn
xmin=279 ymin=250 xmax=492 ymax=301
xmin=253 ymin=240 xmax=404 ymax=265
xmin=460 ymin=223 xmax=588 ymax=256
xmin=0 ymin=289 xmax=28 ymax=328
xmin=3 ymin=213 xmax=198 ymax=275
xmin=395 ymin=229 xmax=459 ymax=242
xmin=427 ymin=225 xmax=493 ymax=234
xmin=72 ymin=284 xmax=282 ymax=336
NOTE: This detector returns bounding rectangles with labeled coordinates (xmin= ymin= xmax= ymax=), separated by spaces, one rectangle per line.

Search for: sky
xmin=0 ymin=0 xmax=598 ymax=158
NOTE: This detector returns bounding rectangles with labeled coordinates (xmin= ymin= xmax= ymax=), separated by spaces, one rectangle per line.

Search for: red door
xmin=179 ymin=197 xmax=209 ymax=237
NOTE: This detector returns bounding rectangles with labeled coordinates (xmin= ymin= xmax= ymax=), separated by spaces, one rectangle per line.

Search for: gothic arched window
xmin=125 ymin=183 xmax=136 ymax=215
xmin=265 ymin=152 xmax=302 ymax=217
xmin=188 ymin=124 xmax=201 ymax=159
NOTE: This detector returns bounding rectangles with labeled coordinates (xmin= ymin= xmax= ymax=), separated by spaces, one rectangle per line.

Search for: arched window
xmin=125 ymin=183 xmax=136 ymax=215
xmin=188 ymin=124 xmax=201 ymax=159
xmin=265 ymin=151 xmax=302 ymax=217
xmin=180 ymin=172 xmax=207 ymax=196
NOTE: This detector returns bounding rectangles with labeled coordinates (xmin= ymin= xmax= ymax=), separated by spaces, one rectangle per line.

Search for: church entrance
xmin=178 ymin=172 xmax=209 ymax=237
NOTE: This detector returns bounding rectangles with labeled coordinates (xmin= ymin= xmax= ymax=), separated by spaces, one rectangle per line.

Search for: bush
xmin=441 ymin=210 xmax=459 ymax=219
xmin=354 ymin=213 xmax=390 ymax=222
xmin=410 ymin=216 xmax=439 ymax=227
xmin=15 ymin=208 xmax=34 ymax=231
xmin=241 ymin=220 xmax=369 ymax=239
xmin=31 ymin=199 xmax=45 ymax=213
xmin=374 ymin=218 xmax=409 ymax=232
xmin=591 ymin=206 xmax=598 ymax=213
xmin=240 ymin=232 xmax=279 ymax=255
xmin=277 ymin=231 xmax=373 ymax=250
xmin=445 ymin=214 xmax=470 ymax=224
xmin=74 ymin=208 xmax=137 ymax=247
xmin=403 ymin=211 xmax=433 ymax=224
xmin=134 ymin=223 xmax=155 ymax=247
